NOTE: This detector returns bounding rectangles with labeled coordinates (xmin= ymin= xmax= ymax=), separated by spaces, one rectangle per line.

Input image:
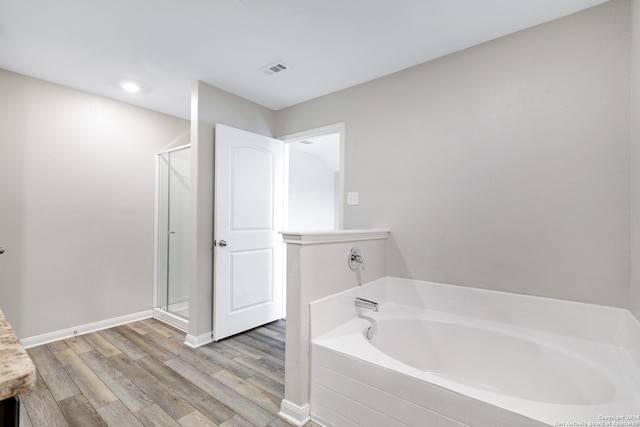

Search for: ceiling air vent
xmin=262 ymin=61 xmax=288 ymax=76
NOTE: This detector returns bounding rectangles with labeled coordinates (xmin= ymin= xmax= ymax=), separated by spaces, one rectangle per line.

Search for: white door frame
xmin=278 ymin=122 xmax=346 ymax=230
xmin=278 ymin=123 xmax=345 ymax=319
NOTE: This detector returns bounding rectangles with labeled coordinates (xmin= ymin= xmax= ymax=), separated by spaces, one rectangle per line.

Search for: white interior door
xmin=213 ymin=124 xmax=284 ymax=340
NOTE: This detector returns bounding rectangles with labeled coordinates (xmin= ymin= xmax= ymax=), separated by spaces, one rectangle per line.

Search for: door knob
xmin=218 ymin=240 xmax=228 ymax=247
xmin=0 ymin=247 xmax=4 ymax=254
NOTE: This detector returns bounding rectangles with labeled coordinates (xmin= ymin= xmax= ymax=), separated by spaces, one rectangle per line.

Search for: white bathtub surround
xmin=313 ymin=277 xmax=640 ymax=348
xmin=310 ymin=277 xmax=640 ymax=427
xmin=279 ymin=229 xmax=390 ymax=426
xmin=625 ymin=314 xmax=640 ymax=370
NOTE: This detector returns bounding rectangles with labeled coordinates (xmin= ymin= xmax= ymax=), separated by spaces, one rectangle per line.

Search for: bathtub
xmin=310 ymin=277 xmax=640 ymax=427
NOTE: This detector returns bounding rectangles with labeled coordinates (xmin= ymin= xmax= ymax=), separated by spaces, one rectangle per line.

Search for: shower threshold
xmin=153 ymin=307 xmax=188 ymax=332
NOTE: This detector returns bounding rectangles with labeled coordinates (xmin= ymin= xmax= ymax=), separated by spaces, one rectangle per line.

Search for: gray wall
xmin=0 ymin=69 xmax=190 ymax=338
xmin=2 ymin=0 xmax=636 ymax=341
xmin=631 ymin=0 xmax=640 ymax=320
xmin=189 ymin=81 xmax=276 ymax=339
xmin=276 ymin=1 xmax=632 ymax=307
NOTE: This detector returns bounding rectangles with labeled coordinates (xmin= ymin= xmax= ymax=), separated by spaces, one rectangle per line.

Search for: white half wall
xmin=280 ymin=229 xmax=389 ymax=425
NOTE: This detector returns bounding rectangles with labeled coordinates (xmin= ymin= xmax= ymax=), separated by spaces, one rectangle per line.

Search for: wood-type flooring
xmin=19 ymin=318 xmax=318 ymax=427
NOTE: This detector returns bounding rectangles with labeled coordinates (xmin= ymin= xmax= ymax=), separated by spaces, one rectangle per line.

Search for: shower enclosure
xmin=155 ymin=145 xmax=191 ymax=331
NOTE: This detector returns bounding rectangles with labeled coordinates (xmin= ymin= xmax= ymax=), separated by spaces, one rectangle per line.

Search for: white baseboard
xmin=279 ymin=400 xmax=311 ymax=427
xmin=21 ymin=310 xmax=153 ymax=348
xmin=184 ymin=331 xmax=214 ymax=348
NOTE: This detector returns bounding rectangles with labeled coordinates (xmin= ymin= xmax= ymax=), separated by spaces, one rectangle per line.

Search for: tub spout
xmin=355 ymin=297 xmax=378 ymax=312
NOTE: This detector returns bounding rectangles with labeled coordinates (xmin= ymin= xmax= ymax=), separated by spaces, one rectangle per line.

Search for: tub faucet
xmin=355 ymin=297 xmax=379 ymax=312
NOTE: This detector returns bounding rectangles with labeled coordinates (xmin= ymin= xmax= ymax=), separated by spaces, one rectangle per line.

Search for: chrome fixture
xmin=355 ymin=297 xmax=378 ymax=312
xmin=348 ymin=247 xmax=365 ymax=270
xmin=355 ymin=297 xmax=378 ymax=341
xmin=364 ymin=326 xmax=374 ymax=340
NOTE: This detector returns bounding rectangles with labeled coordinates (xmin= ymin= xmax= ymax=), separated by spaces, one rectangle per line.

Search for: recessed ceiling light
xmin=120 ymin=81 xmax=141 ymax=93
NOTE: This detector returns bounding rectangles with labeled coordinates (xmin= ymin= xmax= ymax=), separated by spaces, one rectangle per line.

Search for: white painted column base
xmin=279 ymin=400 xmax=310 ymax=427
xmin=184 ymin=331 xmax=214 ymax=348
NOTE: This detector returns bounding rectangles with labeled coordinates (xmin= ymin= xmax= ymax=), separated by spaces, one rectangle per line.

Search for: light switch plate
xmin=347 ymin=192 xmax=359 ymax=206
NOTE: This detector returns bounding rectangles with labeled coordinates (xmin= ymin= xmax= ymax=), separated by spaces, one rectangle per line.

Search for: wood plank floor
xmin=20 ymin=318 xmax=319 ymax=427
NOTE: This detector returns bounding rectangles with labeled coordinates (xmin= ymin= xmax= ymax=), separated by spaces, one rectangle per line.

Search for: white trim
xmin=278 ymin=400 xmax=311 ymax=426
xmin=154 ymin=151 xmax=161 ymax=311
xmin=281 ymin=229 xmax=390 ymax=245
xmin=184 ymin=331 xmax=214 ymax=348
xmin=157 ymin=143 xmax=191 ymax=155
xmin=20 ymin=310 xmax=153 ymax=348
xmin=278 ymin=122 xmax=345 ymax=143
xmin=283 ymin=142 xmax=290 ymax=232
xmin=153 ymin=308 xmax=188 ymax=333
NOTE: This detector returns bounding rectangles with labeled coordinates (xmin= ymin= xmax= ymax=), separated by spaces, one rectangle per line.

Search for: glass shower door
xmin=156 ymin=146 xmax=191 ymax=322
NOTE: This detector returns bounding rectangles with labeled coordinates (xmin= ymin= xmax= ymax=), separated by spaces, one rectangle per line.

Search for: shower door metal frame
xmin=153 ymin=144 xmax=191 ymax=331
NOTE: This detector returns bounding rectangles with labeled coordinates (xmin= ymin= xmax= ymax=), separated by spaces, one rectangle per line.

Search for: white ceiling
xmin=0 ymin=0 xmax=609 ymax=120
